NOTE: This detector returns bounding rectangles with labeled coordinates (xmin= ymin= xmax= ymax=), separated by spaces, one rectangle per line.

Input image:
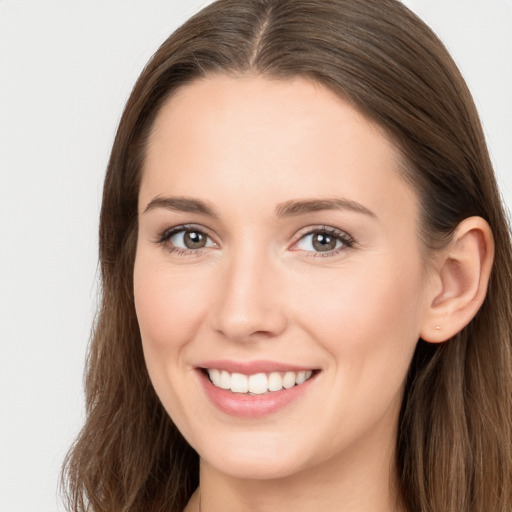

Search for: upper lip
xmin=197 ymin=359 xmax=318 ymax=375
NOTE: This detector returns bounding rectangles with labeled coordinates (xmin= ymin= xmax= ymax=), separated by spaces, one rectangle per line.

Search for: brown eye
xmin=312 ymin=233 xmax=337 ymax=252
xmin=294 ymin=228 xmax=353 ymax=255
xmin=183 ymin=230 xmax=207 ymax=249
xmin=164 ymin=227 xmax=215 ymax=251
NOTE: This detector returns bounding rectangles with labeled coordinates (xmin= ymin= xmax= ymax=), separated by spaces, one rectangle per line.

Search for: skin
xmin=133 ymin=75 xmax=492 ymax=511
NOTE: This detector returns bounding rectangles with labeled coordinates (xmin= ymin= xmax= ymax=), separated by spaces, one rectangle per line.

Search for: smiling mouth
xmin=203 ymin=368 xmax=315 ymax=395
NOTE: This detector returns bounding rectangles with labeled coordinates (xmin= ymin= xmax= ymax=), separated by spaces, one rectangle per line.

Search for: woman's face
xmin=134 ymin=75 xmax=434 ymax=480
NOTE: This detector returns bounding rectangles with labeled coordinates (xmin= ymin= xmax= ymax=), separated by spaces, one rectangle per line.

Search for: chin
xmin=194 ymin=431 xmax=313 ymax=481
xmin=205 ymin=454 xmax=306 ymax=481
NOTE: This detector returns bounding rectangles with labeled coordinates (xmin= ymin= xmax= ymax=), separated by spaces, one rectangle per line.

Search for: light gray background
xmin=0 ymin=1 xmax=510 ymax=510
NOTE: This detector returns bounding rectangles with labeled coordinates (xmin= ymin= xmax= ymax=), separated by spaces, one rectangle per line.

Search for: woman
xmin=62 ymin=0 xmax=512 ymax=510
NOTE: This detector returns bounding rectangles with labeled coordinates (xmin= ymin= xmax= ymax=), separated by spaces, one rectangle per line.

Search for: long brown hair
xmin=62 ymin=1 xmax=512 ymax=510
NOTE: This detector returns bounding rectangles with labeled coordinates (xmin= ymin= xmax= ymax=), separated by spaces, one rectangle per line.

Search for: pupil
xmin=313 ymin=233 xmax=336 ymax=252
xmin=184 ymin=231 xmax=206 ymax=249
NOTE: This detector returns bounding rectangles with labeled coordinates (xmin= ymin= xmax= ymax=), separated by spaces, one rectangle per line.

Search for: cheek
xmin=133 ymin=255 xmax=210 ymax=355
xmin=295 ymin=257 xmax=424 ymax=378
xmin=133 ymin=251 xmax=212 ymax=428
xmin=290 ymin=260 xmax=425 ymax=450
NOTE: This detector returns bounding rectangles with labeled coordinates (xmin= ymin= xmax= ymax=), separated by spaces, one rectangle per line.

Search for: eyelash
xmin=156 ymin=225 xmax=354 ymax=257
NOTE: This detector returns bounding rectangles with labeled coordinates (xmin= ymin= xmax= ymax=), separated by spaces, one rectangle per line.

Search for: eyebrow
xmin=275 ymin=197 xmax=376 ymax=218
xmin=143 ymin=195 xmax=375 ymax=219
xmin=143 ymin=196 xmax=219 ymax=217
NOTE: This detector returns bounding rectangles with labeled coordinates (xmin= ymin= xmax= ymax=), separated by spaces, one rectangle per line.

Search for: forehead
xmin=146 ymin=74 xmax=391 ymax=174
xmin=141 ymin=74 xmax=418 ymax=226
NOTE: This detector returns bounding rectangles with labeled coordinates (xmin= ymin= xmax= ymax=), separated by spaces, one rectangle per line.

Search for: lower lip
xmin=198 ymin=370 xmax=317 ymax=418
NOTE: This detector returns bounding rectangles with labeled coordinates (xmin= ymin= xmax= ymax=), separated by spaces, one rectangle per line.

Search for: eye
xmin=293 ymin=227 xmax=353 ymax=255
xmin=158 ymin=226 xmax=217 ymax=252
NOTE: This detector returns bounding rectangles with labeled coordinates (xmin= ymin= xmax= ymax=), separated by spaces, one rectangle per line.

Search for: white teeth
xmin=248 ymin=373 xmax=268 ymax=394
xmin=206 ymin=368 xmax=314 ymax=394
xmin=209 ymin=368 xmax=220 ymax=384
xmin=268 ymin=372 xmax=283 ymax=391
xmin=219 ymin=370 xmax=231 ymax=389
xmin=296 ymin=370 xmax=307 ymax=385
xmin=282 ymin=371 xmax=296 ymax=389
xmin=231 ymin=372 xmax=248 ymax=393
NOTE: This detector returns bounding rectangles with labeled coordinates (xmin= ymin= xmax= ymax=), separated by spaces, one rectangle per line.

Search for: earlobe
xmin=420 ymin=216 xmax=494 ymax=343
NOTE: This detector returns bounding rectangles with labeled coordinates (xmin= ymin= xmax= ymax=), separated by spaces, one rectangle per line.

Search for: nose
xmin=210 ymin=248 xmax=287 ymax=343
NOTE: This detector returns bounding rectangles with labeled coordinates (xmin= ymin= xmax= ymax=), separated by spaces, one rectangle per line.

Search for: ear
xmin=420 ymin=216 xmax=494 ymax=343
